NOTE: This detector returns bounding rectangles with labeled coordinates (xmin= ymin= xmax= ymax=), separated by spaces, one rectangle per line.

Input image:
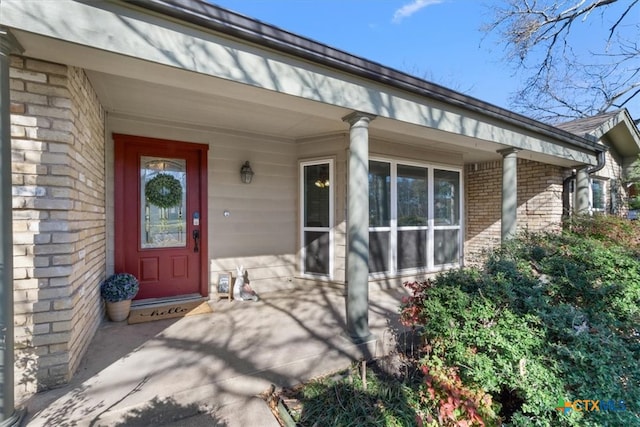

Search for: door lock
xmin=192 ymin=229 xmax=200 ymax=253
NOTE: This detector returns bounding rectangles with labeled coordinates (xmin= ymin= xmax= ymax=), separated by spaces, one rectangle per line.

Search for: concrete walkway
xmin=21 ymin=283 xmax=409 ymax=426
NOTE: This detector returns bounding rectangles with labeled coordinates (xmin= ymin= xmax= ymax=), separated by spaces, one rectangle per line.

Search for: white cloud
xmin=392 ymin=0 xmax=443 ymax=23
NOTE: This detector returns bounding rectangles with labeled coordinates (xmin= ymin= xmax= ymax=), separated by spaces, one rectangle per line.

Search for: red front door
xmin=114 ymin=134 xmax=208 ymax=300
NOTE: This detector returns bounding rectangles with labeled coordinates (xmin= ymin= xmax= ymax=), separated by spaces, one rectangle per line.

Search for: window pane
xmin=398 ymin=229 xmax=426 ymax=270
xmin=304 ymin=231 xmax=330 ymax=275
xmin=397 ymin=165 xmax=428 ymax=226
xmin=369 ymin=161 xmax=390 ymax=227
xmin=369 ymin=231 xmax=389 ymax=273
xmin=434 ymin=170 xmax=460 ymax=226
xmin=140 ymin=157 xmax=187 ymax=249
xmin=592 ymin=179 xmax=605 ymax=211
xmin=434 ymin=230 xmax=459 ymax=265
xmin=304 ymin=164 xmax=330 ymax=227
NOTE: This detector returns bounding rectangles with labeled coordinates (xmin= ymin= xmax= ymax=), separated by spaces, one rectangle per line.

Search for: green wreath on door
xmin=145 ymin=173 xmax=183 ymax=208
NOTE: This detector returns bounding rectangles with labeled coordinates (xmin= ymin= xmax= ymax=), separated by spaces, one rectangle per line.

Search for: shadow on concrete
xmin=109 ymin=396 xmax=226 ymax=427
xmin=22 ymin=283 xmax=409 ymax=427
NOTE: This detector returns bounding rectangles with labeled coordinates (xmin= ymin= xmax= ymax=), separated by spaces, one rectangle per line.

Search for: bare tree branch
xmin=608 ymin=0 xmax=639 ymax=40
xmin=484 ymin=0 xmax=640 ymax=122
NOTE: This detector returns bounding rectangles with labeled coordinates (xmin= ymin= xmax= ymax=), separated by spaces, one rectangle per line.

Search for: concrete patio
xmin=20 ymin=283 xmax=410 ymax=426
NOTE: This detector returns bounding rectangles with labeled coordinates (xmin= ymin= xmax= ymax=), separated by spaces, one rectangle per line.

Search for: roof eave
xmin=590 ymin=110 xmax=640 ymax=157
xmin=125 ymin=0 xmax=604 ymax=154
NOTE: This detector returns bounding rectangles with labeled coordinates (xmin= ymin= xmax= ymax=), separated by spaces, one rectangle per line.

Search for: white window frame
xmin=368 ymin=157 xmax=463 ymax=278
xmin=590 ymin=178 xmax=607 ymax=213
xmin=569 ymin=177 xmax=608 ymax=215
xmin=299 ymin=159 xmax=334 ymax=280
xmin=432 ymin=167 xmax=464 ymax=269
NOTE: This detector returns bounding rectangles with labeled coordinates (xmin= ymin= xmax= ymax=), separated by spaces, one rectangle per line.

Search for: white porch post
xmin=498 ymin=148 xmax=519 ymax=241
xmin=574 ymin=167 xmax=590 ymax=215
xmin=343 ymin=112 xmax=375 ymax=343
xmin=0 ymin=27 xmax=24 ymax=426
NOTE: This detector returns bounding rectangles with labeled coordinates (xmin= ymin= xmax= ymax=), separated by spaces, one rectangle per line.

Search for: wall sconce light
xmin=240 ymin=161 xmax=254 ymax=184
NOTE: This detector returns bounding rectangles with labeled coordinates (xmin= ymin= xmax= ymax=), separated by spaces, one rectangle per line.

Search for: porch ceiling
xmin=87 ymin=69 xmax=503 ymax=163
xmin=87 ymin=70 xmax=346 ymax=140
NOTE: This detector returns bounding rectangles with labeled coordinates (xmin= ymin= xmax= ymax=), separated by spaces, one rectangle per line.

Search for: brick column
xmin=342 ymin=112 xmax=375 ymax=343
xmin=10 ymin=56 xmax=105 ymax=395
xmin=0 ymin=27 xmax=24 ymax=426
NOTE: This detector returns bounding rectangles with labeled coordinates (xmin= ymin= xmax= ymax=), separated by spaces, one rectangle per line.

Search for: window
xmin=590 ymin=178 xmax=606 ymax=212
xmin=368 ymin=161 xmax=391 ymax=273
xmin=300 ymin=160 xmax=334 ymax=277
xmin=397 ymin=165 xmax=428 ymax=270
xmin=569 ymin=177 xmax=609 ymax=215
xmin=397 ymin=165 xmax=428 ymax=226
xmin=434 ymin=169 xmax=460 ymax=265
xmin=140 ymin=157 xmax=187 ymax=249
xmin=368 ymin=159 xmax=462 ymax=275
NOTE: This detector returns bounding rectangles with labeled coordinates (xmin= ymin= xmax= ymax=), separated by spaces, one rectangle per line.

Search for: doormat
xmin=128 ymin=298 xmax=213 ymax=324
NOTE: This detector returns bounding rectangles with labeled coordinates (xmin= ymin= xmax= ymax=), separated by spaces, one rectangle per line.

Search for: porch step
xmin=128 ymin=295 xmax=212 ymax=324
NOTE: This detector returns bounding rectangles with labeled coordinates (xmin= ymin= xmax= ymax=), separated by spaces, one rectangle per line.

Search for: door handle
xmin=192 ymin=230 xmax=200 ymax=253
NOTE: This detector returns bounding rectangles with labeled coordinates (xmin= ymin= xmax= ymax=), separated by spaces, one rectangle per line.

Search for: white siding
xmin=107 ymin=115 xmax=298 ymax=294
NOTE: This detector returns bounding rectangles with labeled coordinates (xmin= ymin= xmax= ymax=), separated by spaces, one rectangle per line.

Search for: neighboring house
xmin=1 ymin=0 xmax=638 ymax=403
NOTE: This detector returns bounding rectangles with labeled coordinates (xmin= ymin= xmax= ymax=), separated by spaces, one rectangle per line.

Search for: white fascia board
xmin=1 ymin=0 xmax=596 ymax=165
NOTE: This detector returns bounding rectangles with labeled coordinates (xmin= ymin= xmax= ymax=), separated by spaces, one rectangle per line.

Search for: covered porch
xmin=22 ymin=283 xmax=409 ymax=426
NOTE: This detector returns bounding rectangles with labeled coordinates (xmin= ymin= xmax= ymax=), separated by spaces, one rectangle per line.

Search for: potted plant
xmin=100 ymin=273 xmax=139 ymax=321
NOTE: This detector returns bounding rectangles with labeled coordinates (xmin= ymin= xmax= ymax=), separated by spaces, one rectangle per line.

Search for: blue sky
xmin=210 ymin=0 xmax=640 ymax=122
xmin=212 ymin=0 xmax=518 ymax=108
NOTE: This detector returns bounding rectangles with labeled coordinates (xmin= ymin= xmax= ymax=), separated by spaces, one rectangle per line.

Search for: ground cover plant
xmin=400 ymin=215 xmax=640 ymax=426
xmin=280 ymin=359 xmax=425 ymax=426
xmin=281 ymin=216 xmax=639 ymax=426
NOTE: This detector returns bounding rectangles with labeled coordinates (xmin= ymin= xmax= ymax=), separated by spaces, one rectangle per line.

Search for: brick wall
xmin=10 ymin=56 xmax=105 ymax=397
xmin=465 ymin=159 xmax=566 ymax=264
xmin=516 ymin=159 xmax=565 ymax=232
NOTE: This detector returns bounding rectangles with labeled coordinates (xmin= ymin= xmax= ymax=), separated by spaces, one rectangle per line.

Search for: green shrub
xmin=564 ymin=214 xmax=640 ymax=254
xmin=401 ymin=220 xmax=640 ymax=426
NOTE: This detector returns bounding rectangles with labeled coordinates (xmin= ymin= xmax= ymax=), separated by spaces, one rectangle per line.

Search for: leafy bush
xmin=401 ymin=221 xmax=640 ymax=426
xmin=565 ymin=214 xmax=640 ymax=254
xmin=100 ymin=273 xmax=139 ymax=302
xmin=420 ymin=362 xmax=496 ymax=426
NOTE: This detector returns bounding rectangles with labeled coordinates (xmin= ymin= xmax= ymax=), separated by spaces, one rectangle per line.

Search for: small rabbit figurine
xmin=233 ymin=265 xmax=259 ymax=301
xmin=233 ymin=265 xmax=244 ymax=300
